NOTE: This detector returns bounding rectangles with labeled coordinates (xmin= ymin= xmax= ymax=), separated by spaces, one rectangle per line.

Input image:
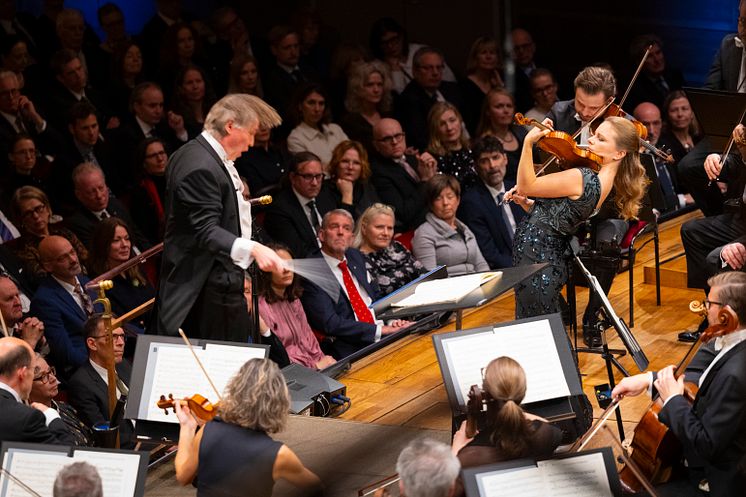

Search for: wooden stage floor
xmin=337 ymin=211 xmax=704 ymax=444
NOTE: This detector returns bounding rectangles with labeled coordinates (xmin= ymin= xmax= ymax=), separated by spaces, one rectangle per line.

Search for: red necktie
xmin=338 ymin=260 xmax=375 ymax=324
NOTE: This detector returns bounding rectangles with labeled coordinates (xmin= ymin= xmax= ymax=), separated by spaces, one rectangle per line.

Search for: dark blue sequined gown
xmin=512 ymin=168 xmax=601 ymax=319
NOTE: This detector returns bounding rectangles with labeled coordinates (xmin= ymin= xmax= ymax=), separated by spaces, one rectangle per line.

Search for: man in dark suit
xmin=369 ymin=118 xmax=437 ymax=233
xmin=0 ymin=275 xmax=45 ymax=352
xmin=65 ymin=163 xmax=149 ymax=249
xmin=29 ymin=236 xmax=99 ymax=376
xmin=154 ymin=94 xmax=285 ymax=341
xmin=459 ymin=136 xmax=527 ymax=269
xmin=612 ymin=271 xmax=746 ymax=497
xmin=301 ymin=210 xmax=410 ymax=359
xmin=67 ymin=314 xmax=135 ymax=447
xmin=264 ymin=151 xmax=336 ymax=257
xmin=0 ymin=336 xmax=74 ymax=444
xmin=396 ymin=46 xmax=464 ymax=151
xmin=624 ymin=34 xmax=685 ymax=112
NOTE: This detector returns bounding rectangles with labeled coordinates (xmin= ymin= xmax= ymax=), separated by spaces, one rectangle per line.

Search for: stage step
xmin=644 ymin=254 xmax=689 ymax=289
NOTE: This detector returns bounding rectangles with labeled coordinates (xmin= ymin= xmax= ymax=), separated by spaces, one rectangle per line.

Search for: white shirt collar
xmin=0 ymin=380 xmax=21 ymax=402
xmin=735 ymin=36 xmax=743 ymax=49
xmin=201 ymin=130 xmax=232 ymax=166
xmin=321 ymin=250 xmax=344 ymax=267
xmin=484 ymin=182 xmax=506 ymax=198
xmin=700 ymin=327 xmax=746 ymax=387
xmin=135 ymin=115 xmax=154 ymax=136
xmin=52 ymin=274 xmax=78 ymax=294
xmin=292 ymin=188 xmax=314 ymax=206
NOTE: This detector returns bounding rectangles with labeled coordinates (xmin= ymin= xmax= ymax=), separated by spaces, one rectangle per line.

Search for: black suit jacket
xmin=41 ymin=81 xmax=112 ymax=131
xmin=705 ymin=34 xmax=743 ymax=91
xmin=0 ymin=111 xmax=64 ymax=169
xmin=546 ymin=99 xmax=581 ymax=136
xmin=64 ymin=196 xmax=150 ymax=250
xmin=396 ymin=80 xmax=464 ymax=151
xmin=625 ymin=68 xmax=686 ymax=111
xmin=52 ymin=137 xmax=123 ymax=207
xmin=263 ymin=185 xmax=336 ymax=258
xmin=0 ymin=243 xmax=37 ymax=297
xmin=155 ymin=134 xmax=243 ymax=336
xmin=0 ymin=389 xmax=74 ymax=445
xmin=658 ymin=340 xmax=746 ymax=497
xmin=369 ymin=154 xmax=426 ymax=232
xmin=458 ymin=180 xmax=526 ymax=269
xmin=262 ymin=63 xmax=318 ymax=122
xmin=66 ymin=360 xmax=135 ymax=447
xmin=300 ymin=249 xmax=380 ymax=359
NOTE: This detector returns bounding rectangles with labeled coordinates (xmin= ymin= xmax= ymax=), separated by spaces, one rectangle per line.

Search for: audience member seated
xmin=169 ymin=64 xmax=216 ymax=138
xmin=327 ymin=42 xmax=367 ymax=119
xmin=227 ymin=54 xmax=263 ymax=96
xmin=510 ymin=28 xmax=542 ymax=113
xmin=0 ymin=209 xmax=20 ymax=243
xmin=139 ymin=0 xmax=187 ymax=78
xmin=263 ymin=25 xmax=319 ymax=122
xmin=97 ymin=3 xmax=130 ymax=57
xmin=0 ymin=70 xmax=62 ymax=167
xmin=264 ymin=152 xmax=336 ymax=257
xmin=53 ymin=462 xmax=103 ymax=497
xmin=460 ymin=36 xmax=504 ymax=134
xmin=105 ymin=41 xmax=145 ymax=119
xmin=256 ymin=244 xmax=335 ymax=369
xmin=8 ymin=186 xmax=88 ymax=279
xmin=413 ymin=174 xmax=489 ymax=276
xmin=0 ymin=336 xmax=74 ymax=444
xmin=28 ymin=352 xmax=92 ymax=446
xmin=286 ymin=83 xmax=349 ymax=170
xmin=368 ymin=17 xmax=457 ymax=95
xmin=451 ymin=357 xmax=562 ymax=495
xmin=234 ymin=125 xmax=288 ymax=197
xmin=476 ymin=88 xmax=527 ymax=182
xmin=427 ymin=101 xmax=477 ymax=188
xmin=0 ymin=275 xmax=44 ymax=351
xmin=130 ymin=137 xmax=168 ymax=244
xmin=396 ymin=46 xmax=464 ymax=151
xmin=353 ymin=203 xmax=426 ymax=297
xmin=244 ymin=275 xmax=290 ymax=368
xmin=0 ymin=244 xmax=35 ymax=306
xmin=88 ymin=217 xmax=154 ymax=329
xmin=1 ymin=134 xmax=50 ymax=208
xmin=0 ymin=35 xmax=40 ymax=100
xmin=396 ymin=438 xmax=460 ymax=497
xmin=174 ymin=358 xmax=323 ymax=495
xmin=157 ymin=22 xmax=208 ymax=95
xmin=0 ymin=7 xmax=38 ymax=65
xmin=65 ymin=162 xmax=150 ymax=250
xmin=67 ymin=314 xmax=135 ymax=448
xmin=657 ymin=90 xmax=702 ymax=166
xmin=625 ymin=34 xmax=685 ymax=112
xmin=53 ymin=8 xmax=108 ymax=90
xmin=525 ymin=68 xmax=559 ymax=122
xmin=325 ymin=140 xmax=379 ymax=219
xmin=339 ymin=60 xmax=394 ymax=153
xmin=292 ymin=7 xmax=332 ymax=81
xmin=29 ymin=236 xmax=99 ymax=375
xmin=369 ymin=118 xmax=437 ymax=232
xmin=301 ymin=210 xmax=411 ymax=359
xmin=459 ymin=136 xmax=528 ymax=269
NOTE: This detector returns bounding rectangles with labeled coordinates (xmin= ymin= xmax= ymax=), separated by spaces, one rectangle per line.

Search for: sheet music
xmin=442 ymin=319 xmax=570 ymax=406
xmin=476 ymin=466 xmax=545 ymax=497
xmin=73 ymin=451 xmax=140 ymax=497
xmin=537 ymin=452 xmax=612 ymax=497
xmin=144 ymin=343 xmax=264 ymax=422
xmin=392 ymin=272 xmax=500 ymax=307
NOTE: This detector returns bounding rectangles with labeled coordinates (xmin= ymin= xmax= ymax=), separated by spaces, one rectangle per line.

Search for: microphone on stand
xmin=249 ymin=195 xmax=272 ymax=206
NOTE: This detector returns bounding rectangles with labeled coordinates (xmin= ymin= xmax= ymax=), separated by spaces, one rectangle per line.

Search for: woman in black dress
xmin=325 ymin=140 xmax=379 ymax=220
xmin=427 ymin=101 xmax=478 ymax=189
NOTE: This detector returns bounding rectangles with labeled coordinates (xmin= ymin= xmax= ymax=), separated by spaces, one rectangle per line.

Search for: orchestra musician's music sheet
xmin=0 ymin=443 xmax=147 ymax=497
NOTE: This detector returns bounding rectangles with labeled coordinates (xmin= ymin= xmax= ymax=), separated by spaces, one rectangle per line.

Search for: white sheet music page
xmin=442 ymin=318 xmax=570 ymax=406
xmin=73 ymin=450 xmax=141 ymax=497
xmin=537 ymin=452 xmax=613 ymax=496
xmin=476 ymin=466 xmax=545 ymax=497
xmin=204 ymin=343 xmax=266 ymax=391
xmin=392 ymin=272 xmax=501 ymax=307
xmin=1 ymin=450 xmax=70 ymax=497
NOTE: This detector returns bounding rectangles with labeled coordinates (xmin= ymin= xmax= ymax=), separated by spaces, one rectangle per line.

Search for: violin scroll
xmin=156 ymin=393 xmax=220 ymax=422
xmin=689 ymin=300 xmax=707 ymax=317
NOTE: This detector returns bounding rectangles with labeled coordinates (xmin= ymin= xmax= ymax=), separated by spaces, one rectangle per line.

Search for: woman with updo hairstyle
xmin=427 ymin=101 xmax=478 ymax=189
xmin=325 ymin=140 xmax=379 ymax=219
xmin=339 ymin=60 xmax=393 ymax=151
xmin=452 ymin=356 xmax=562 ymax=471
xmin=174 ymin=358 xmax=322 ymax=497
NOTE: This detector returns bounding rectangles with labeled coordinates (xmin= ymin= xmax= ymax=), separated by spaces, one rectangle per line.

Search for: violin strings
xmin=283 ymin=258 xmax=341 ymax=303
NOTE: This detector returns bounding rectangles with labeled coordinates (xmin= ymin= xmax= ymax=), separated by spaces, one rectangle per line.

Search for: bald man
xmin=0 ymin=337 xmax=74 ymax=444
xmin=29 ymin=236 xmax=99 ymax=376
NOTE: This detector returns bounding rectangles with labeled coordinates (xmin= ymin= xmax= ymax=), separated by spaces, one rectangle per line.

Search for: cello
xmin=617 ymin=303 xmax=740 ymax=492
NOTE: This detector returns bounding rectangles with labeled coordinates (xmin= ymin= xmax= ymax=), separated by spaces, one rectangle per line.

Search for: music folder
xmin=0 ymin=442 xmax=148 ymax=497
xmin=462 ymin=447 xmax=622 ymax=497
xmin=433 ymin=314 xmax=583 ymax=424
xmin=125 ymin=335 xmax=268 ymax=442
xmin=684 ymin=87 xmax=746 ymax=150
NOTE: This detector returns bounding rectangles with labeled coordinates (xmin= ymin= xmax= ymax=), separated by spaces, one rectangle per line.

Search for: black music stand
xmin=684 ymin=87 xmax=746 ymax=151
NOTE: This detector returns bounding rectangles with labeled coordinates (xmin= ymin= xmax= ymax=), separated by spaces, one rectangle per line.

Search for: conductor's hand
xmin=251 ymin=243 xmax=285 ymax=273
xmin=721 ymin=242 xmax=746 ymax=270
xmin=611 ymin=373 xmax=651 ymax=400
xmin=525 ymin=118 xmax=552 ymax=145
xmin=703 ymin=153 xmax=722 ymax=181
xmin=654 ymin=365 xmax=685 ymax=403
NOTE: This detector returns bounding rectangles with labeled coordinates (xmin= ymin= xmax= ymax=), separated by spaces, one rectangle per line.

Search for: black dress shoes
xmin=677 ymin=330 xmax=700 ymax=343
xmin=583 ymin=323 xmax=602 ymax=348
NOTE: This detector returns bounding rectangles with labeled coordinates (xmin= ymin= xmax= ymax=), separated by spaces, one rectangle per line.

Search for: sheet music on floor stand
xmin=433 ymin=314 xmax=583 ymax=422
xmin=0 ymin=442 xmax=147 ymax=497
xmin=124 ymin=335 xmax=268 ymax=441
xmin=462 ymin=447 xmax=622 ymax=497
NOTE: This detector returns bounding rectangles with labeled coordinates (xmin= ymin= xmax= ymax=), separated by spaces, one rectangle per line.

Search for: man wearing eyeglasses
xmin=612 ymin=271 xmax=746 ymax=497
xmin=264 ymin=151 xmax=336 ymax=257
xmin=67 ymin=314 xmax=135 ymax=448
xmin=0 ymin=336 xmax=74 ymax=444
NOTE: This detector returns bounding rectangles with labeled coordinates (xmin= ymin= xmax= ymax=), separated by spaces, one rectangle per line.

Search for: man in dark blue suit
xmin=459 ymin=136 xmax=529 ymax=269
xmin=29 ymin=236 xmax=99 ymax=377
xmin=301 ymin=210 xmax=410 ymax=359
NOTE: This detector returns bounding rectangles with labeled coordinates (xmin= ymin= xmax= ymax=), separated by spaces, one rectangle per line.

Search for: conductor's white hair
xmin=204 ymin=94 xmax=282 ymax=138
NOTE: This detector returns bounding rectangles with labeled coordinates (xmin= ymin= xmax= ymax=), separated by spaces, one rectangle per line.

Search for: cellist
xmin=612 ymin=271 xmax=746 ymax=497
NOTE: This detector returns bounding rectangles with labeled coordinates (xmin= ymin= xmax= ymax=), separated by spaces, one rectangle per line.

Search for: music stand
xmin=684 ymin=87 xmax=746 ymax=151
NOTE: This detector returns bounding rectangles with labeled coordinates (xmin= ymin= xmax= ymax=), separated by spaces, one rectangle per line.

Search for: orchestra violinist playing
xmin=612 ymin=271 xmax=746 ymax=497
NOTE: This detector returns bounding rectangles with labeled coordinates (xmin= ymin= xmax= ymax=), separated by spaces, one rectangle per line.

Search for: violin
xmin=157 ymin=393 xmax=220 ymax=422
xmin=465 ymin=384 xmax=493 ymax=438
xmin=618 ymin=304 xmax=740 ymax=492
xmin=514 ymin=113 xmax=602 ymax=172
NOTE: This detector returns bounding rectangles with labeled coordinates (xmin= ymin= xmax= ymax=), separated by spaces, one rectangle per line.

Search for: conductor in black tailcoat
xmin=153 ymin=95 xmax=285 ymax=341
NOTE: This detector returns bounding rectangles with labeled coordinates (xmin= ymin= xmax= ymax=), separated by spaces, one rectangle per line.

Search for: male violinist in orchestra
xmin=612 ymin=271 xmax=746 ymax=497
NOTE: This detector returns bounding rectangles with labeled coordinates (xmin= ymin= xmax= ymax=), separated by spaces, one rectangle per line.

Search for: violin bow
xmin=0 ymin=466 xmax=43 ymax=497
xmin=618 ymin=44 xmax=653 ymax=109
xmin=569 ymin=397 xmax=621 ymax=453
xmin=178 ymin=328 xmax=223 ymax=403
xmin=714 ymin=103 xmax=746 ymax=185
xmin=601 ymin=425 xmax=660 ymax=497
